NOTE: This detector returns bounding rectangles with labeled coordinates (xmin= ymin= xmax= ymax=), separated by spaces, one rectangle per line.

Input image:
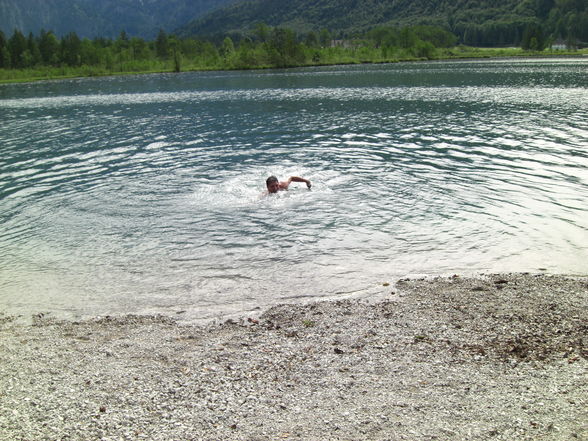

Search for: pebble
xmin=0 ymin=273 xmax=586 ymax=440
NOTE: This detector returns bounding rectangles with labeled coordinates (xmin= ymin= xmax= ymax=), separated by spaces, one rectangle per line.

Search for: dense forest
xmin=0 ymin=0 xmax=586 ymax=81
xmin=0 ymin=25 xmax=454 ymax=74
xmin=179 ymin=0 xmax=588 ymax=48
xmin=0 ymin=20 xmax=581 ymax=83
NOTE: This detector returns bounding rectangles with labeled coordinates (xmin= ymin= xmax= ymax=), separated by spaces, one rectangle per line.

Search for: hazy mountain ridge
xmin=0 ymin=0 xmax=234 ymax=39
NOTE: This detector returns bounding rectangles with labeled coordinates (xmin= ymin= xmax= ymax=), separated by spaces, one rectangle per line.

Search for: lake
xmin=1 ymin=58 xmax=587 ymax=322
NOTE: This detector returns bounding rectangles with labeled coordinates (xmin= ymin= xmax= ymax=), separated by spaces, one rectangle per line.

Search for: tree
xmin=27 ymin=32 xmax=41 ymax=66
xmin=0 ymin=30 xmax=9 ymax=68
xmin=577 ymin=11 xmax=588 ymax=41
xmin=521 ymin=23 xmax=547 ymax=50
xmin=319 ymin=29 xmax=331 ymax=47
xmin=0 ymin=46 xmax=10 ymax=68
xmin=268 ymin=27 xmax=305 ymax=67
xmin=155 ymin=29 xmax=169 ymax=59
xmin=8 ymin=29 xmax=27 ymax=68
xmin=116 ymin=30 xmax=130 ymax=51
xmin=535 ymin=0 xmax=555 ymax=19
xmin=398 ymin=27 xmax=417 ymax=48
xmin=304 ymin=31 xmax=319 ymax=48
xmin=413 ymin=26 xmax=458 ymax=48
xmin=412 ymin=40 xmax=436 ymax=58
xmin=220 ymin=36 xmax=235 ymax=59
xmin=367 ymin=26 xmax=396 ymax=48
xmin=233 ymin=37 xmax=263 ymax=69
xmin=566 ymin=11 xmax=587 ymax=41
xmin=80 ymin=38 xmax=100 ymax=65
xmin=61 ymin=32 xmax=82 ymax=66
xmin=169 ymin=35 xmax=182 ymax=72
xmin=130 ymin=37 xmax=150 ymax=60
xmin=180 ymin=38 xmax=199 ymax=58
xmin=39 ymin=30 xmax=60 ymax=65
xmin=253 ymin=22 xmax=270 ymax=43
xmin=200 ymin=41 xmax=220 ymax=65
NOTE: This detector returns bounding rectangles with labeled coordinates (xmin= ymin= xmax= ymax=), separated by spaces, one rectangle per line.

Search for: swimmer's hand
xmin=307 ymin=181 xmax=311 ymax=189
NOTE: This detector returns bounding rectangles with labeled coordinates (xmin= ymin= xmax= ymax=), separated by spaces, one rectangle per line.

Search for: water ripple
xmin=1 ymin=86 xmax=587 ymax=111
xmin=1 ymin=59 xmax=587 ymax=321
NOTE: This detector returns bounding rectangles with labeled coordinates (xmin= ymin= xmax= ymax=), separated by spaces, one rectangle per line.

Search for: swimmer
xmin=265 ymin=175 xmax=311 ymax=194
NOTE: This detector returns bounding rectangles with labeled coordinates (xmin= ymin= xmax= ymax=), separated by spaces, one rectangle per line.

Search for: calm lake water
xmin=1 ymin=58 xmax=587 ymax=322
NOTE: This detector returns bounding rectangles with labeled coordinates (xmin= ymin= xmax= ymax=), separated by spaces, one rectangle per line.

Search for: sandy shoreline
xmin=1 ymin=273 xmax=586 ymax=440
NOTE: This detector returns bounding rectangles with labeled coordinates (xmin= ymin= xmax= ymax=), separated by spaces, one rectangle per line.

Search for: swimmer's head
xmin=266 ymin=176 xmax=280 ymax=193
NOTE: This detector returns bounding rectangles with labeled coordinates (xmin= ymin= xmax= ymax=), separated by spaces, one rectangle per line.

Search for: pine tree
xmin=8 ymin=30 xmax=27 ymax=68
xmin=0 ymin=30 xmax=8 ymax=68
xmin=155 ymin=29 xmax=169 ymax=59
xmin=61 ymin=32 xmax=82 ymax=66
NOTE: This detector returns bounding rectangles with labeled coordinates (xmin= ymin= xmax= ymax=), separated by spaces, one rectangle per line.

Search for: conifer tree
xmin=8 ymin=30 xmax=27 ymax=68
xmin=155 ymin=29 xmax=169 ymax=59
xmin=0 ymin=30 xmax=9 ymax=68
xmin=61 ymin=32 xmax=82 ymax=66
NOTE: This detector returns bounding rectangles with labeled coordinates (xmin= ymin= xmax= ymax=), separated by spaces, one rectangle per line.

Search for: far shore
xmin=1 ymin=272 xmax=586 ymax=440
xmin=1 ymin=48 xmax=586 ymax=85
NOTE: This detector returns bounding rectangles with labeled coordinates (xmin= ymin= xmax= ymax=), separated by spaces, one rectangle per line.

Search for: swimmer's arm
xmin=287 ymin=176 xmax=311 ymax=189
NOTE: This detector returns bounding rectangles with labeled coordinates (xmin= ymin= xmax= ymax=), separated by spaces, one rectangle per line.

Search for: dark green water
xmin=1 ymin=58 xmax=587 ymax=322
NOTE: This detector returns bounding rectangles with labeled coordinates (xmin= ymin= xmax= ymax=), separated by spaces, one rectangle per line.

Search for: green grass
xmin=439 ymin=46 xmax=587 ymax=60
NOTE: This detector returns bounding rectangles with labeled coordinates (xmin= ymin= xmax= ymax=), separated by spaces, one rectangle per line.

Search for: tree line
xmin=451 ymin=0 xmax=588 ymax=48
xmin=0 ymin=28 xmax=217 ymax=71
xmin=0 ymin=25 xmax=459 ymax=73
xmin=0 ymin=20 xmax=582 ymax=79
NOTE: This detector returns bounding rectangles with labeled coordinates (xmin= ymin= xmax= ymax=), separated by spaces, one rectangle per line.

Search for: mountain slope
xmin=177 ymin=0 xmax=538 ymax=37
xmin=0 ymin=0 xmax=235 ymax=39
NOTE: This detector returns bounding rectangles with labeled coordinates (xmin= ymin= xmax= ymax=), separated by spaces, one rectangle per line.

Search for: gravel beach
xmin=1 ymin=273 xmax=587 ymax=441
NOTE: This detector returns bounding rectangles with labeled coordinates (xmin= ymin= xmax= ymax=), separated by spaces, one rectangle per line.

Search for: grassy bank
xmin=1 ymin=46 xmax=586 ymax=84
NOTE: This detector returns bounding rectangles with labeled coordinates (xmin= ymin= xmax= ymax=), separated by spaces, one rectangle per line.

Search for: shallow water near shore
xmin=1 ymin=58 xmax=587 ymax=322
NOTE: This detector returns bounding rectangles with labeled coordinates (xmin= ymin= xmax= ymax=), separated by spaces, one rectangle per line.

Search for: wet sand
xmin=1 ymin=273 xmax=586 ymax=440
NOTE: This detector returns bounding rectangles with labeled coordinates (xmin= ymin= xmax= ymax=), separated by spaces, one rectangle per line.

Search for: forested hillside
xmin=179 ymin=0 xmax=588 ymax=47
xmin=1 ymin=0 xmax=586 ymax=82
xmin=1 ymin=0 xmax=585 ymax=46
xmin=0 ymin=0 xmax=234 ymax=39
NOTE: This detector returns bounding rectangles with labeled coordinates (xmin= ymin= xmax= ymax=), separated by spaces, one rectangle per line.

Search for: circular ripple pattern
xmin=1 ymin=59 xmax=587 ymax=321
